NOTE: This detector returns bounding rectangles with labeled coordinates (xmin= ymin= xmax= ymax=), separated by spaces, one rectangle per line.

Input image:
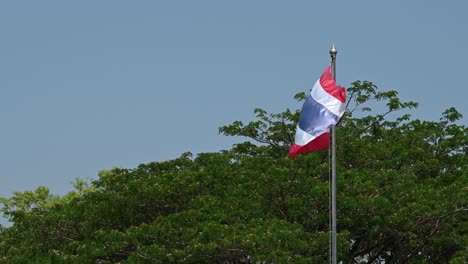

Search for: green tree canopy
xmin=1 ymin=81 xmax=467 ymax=263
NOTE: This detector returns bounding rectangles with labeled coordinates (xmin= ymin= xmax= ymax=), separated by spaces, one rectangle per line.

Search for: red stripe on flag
xmin=289 ymin=133 xmax=329 ymax=159
xmin=319 ymin=66 xmax=346 ymax=103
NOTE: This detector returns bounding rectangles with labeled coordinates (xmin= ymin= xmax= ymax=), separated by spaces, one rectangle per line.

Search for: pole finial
xmin=330 ymin=43 xmax=337 ymax=56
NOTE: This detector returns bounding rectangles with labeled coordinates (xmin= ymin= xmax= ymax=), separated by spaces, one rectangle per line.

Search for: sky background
xmin=1 ymin=0 xmax=467 ymax=226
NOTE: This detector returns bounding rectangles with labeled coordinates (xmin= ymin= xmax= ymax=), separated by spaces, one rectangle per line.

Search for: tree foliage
xmin=1 ymin=81 xmax=467 ymax=263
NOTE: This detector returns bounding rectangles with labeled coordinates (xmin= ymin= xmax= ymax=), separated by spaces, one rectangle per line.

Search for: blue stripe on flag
xmin=298 ymin=95 xmax=341 ymax=138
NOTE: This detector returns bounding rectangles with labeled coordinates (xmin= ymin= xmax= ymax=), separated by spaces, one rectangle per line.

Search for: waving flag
xmin=289 ymin=66 xmax=346 ymax=158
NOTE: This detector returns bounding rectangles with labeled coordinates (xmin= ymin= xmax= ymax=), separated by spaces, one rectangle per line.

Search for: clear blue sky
xmin=1 ymin=1 xmax=467 ymax=225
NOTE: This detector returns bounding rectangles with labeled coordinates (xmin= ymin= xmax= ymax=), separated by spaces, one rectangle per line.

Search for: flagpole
xmin=329 ymin=44 xmax=338 ymax=264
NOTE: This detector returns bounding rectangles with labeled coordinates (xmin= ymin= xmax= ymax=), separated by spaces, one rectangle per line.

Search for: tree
xmin=1 ymin=81 xmax=466 ymax=263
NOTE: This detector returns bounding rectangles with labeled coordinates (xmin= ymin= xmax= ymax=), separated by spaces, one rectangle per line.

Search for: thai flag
xmin=289 ymin=66 xmax=346 ymax=158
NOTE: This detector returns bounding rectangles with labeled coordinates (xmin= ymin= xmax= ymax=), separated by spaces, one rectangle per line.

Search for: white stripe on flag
xmin=310 ymin=79 xmax=346 ymax=117
xmin=294 ymin=124 xmax=324 ymax=146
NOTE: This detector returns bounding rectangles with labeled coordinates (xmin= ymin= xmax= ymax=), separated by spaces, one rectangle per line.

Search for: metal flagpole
xmin=329 ymin=44 xmax=338 ymax=264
